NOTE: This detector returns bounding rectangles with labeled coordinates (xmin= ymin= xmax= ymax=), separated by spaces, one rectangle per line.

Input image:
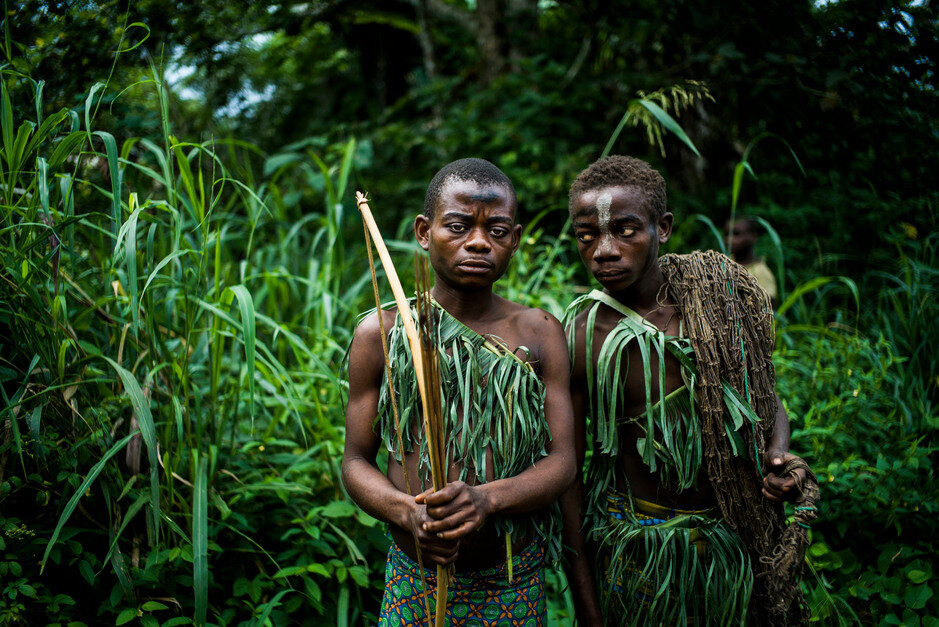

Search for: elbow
xmin=559 ymin=451 xmax=577 ymax=493
xmin=340 ymin=455 xmax=354 ymax=494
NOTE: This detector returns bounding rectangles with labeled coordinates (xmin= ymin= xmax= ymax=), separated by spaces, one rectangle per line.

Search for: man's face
xmin=570 ymin=185 xmax=672 ymax=293
xmin=725 ymin=220 xmax=756 ymax=258
xmin=415 ymin=179 xmax=521 ymax=290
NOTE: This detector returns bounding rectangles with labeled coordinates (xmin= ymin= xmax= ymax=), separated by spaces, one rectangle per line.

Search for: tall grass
xmin=1 ymin=60 xmax=935 ymax=626
xmin=0 ymin=64 xmax=386 ymax=624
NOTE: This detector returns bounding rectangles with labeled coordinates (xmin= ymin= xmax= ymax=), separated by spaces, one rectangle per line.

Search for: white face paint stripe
xmin=596 ymin=191 xmax=613 ymax=233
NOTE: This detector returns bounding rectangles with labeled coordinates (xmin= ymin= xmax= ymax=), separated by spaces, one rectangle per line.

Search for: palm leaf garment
xmin=564 ymin=287 xmax=762 ymax=624
xmin=376 ymin=299 xmax=562 ymax=563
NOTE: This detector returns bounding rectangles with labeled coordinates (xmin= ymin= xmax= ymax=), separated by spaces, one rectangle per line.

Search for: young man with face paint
xmin=560 ymin=155 xmax=813 ymax=625
xmin=342 ymin=158 xmax=576 ymax=625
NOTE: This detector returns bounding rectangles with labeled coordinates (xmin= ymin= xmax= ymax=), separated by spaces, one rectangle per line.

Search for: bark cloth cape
xmin=566 ymin=250 xmax=818 ymax=625
xmin=374 ymin=299 xmax=563 ymax=564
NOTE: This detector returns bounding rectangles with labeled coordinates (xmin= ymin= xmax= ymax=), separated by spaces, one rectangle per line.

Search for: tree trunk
xmin=476 ymin=0 xmax=506 ymax=83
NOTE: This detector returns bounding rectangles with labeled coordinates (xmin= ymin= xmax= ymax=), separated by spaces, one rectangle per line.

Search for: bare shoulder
xmin=495 ymin=298 xmax=567 ymax=364
xmin=348 ymin=307 xmax=398 ymax=377
xmin=353 ymin=308 xmax=397 ymax=341
xmin=501 ymin=298 xmax=564 ymax=336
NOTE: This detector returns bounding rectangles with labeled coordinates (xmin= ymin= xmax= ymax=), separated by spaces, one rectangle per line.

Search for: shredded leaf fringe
xmin=377 ymin=299 xmax=562 ymax=562
xmin=597 ymin=493 xmax=752 ymax=626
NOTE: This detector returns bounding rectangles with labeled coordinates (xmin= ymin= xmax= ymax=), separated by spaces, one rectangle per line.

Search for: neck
xmin=735 ymin=251 xmax=756 ymax=265
xmin=607 ymin=262 xmax=669 ymax=315
xmin=430 ymin=280 xmax=497 ymax=321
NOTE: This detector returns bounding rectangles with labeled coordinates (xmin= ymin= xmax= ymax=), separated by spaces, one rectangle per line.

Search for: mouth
xmin=594 ymin=268 xmax=628 ymax=280
xmin=457 ymin=259 xmax=494 ymax=273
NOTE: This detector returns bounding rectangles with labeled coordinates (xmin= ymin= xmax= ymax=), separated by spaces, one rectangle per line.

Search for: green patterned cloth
xmin=379 ymin=540 xmax=547 ymax=626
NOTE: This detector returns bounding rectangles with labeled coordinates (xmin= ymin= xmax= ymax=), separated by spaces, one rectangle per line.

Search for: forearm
xmin=341 ymin=455 xmax=413 ymax=529
xmin=768 ymin=392 xmax=791 ymax=453
xmin=476 ymin=451 xmax=575 ymax=517
xmin=561 ymin=479 xmax=602 ymax=625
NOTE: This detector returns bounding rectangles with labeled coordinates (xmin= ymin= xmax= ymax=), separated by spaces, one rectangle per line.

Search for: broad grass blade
xmin=688 ymin=214 xmax=728 ymax=255
xmin=41 ymin=431 xmax=139 ymax=573
xmin=104 ymin=357 xmax=161 ymax=533
xmin=93 ymin=130 xmax=122 ymax=234
xmin=228 ymin=285 xmax=257 ymax=425
xmin=753 ymin=217 xmax=786 ymax=301
xmin=636 ymin=99 xmax=702 ymax=157
xmin=776 ymin=276 xmax=860 ymax=319
xmin=194 ymin=455 xmax=209 ymax=626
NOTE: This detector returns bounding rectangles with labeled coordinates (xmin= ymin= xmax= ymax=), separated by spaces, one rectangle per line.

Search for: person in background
xmin=726 ymin=216 xmax=778 ymax=305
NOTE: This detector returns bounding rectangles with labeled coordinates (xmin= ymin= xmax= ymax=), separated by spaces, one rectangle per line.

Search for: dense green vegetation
xmin=2 ymin=1 xmax=936 ymax=625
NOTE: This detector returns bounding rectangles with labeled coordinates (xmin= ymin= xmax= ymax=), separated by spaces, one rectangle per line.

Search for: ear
xmin=510 ymin=223 xmax=522 ymax=255
xmin=657 ymin=212 xmax=674 ymax=244
xmin=414 ymin=214 xmax=431 ymax=250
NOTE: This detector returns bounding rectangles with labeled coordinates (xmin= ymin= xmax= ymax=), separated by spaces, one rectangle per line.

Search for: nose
xmin=593 ymin=233 xmax=620 ymax=262
xmin=464 ymin=227 xmax=492 ymax=253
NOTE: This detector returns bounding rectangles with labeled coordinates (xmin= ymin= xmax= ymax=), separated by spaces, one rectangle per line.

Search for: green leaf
xmin=193 ymin=456 xmax=209 ymax=626
xmin=94 ymin=130 xmax=122 ymax=234
xmin=141 ymin=601 xmax=167 ymax=611
xmin=263 ymin=151 xmax=302 ymax=176
xmin=776 ymin=276 xmax=860 ymax=319
xmin=255 ymin=589 xmax=294 ymax=626
xmin=228 ymin=285 xmax=257 ymax=426
xmin=319 ymin=500 xmax=357 ymax=518
xmin=905 ymin=583 xmax=933 ymax=610
xmin=1 ymin=76 xmax=14 ymax=165
xmin=18 ymin=583 xmax=37 ymax=598
xmin=907 ymin=569 xmax=930 ymax=584
xmin=103 ymin=358 xmax=161 ymax=534
xmin=41 ymin=431 xmax=139 ymax=573
xmin=273 ymin=565 xmax=308 ymax=578
xmin=337 ymin=585 xmax=350 ymax=627
xmin=636 ymin=99 xmax=702 ymax=157
xmin=114 ymin=194 xmax=142 ymax=335
xmin=687 ymin=214 xmax=727 ymax=255
xmin=115 ymin=607 xmax=138 ymax=625
xmin=336 ymin=137 xmax=356 ymax=202
xmin=79 ymin=559 xmax=94 ymax=585
xmin=307 ymin=563 xmax=329 ymax=577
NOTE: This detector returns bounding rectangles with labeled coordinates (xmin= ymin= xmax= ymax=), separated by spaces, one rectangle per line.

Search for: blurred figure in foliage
xmin=342 ymin=158 xmax=575 ymax=625
xmin=560 ymin=156 xmax=817 ymax=625
xmin=726 ymin=216 xmax=778 ymax=306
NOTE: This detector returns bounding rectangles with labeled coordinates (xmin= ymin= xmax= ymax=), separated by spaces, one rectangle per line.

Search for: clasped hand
xmin=406 ymin=481 xmax=492 ymax=565
xmin=762 ymin=450 xmax=806 ymax=503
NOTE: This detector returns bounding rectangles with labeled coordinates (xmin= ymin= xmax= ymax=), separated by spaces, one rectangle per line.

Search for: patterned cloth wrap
xmin=379 ymin=540 xmax=547 ymax=626
xmin=599 ymin=489 xmax=752 ymax=626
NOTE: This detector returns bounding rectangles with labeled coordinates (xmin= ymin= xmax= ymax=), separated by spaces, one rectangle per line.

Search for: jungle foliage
xmin=1 ymin=1 xmax=937 ymax=625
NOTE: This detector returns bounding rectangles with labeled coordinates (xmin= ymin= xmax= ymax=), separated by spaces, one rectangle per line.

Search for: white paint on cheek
xmin=596 ymin=191 xmax=612 ymax=233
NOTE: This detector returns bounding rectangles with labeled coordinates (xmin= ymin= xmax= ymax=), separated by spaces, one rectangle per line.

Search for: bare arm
xmin=341 ymin=310 xmax=459 ymax=564
xmin=560 ymin=316 xmax=603 ymax=625
xmin=420 ymin=312 xmax=577 ymax=539
xmin=762 ymin=391 xmax=804 ymax=502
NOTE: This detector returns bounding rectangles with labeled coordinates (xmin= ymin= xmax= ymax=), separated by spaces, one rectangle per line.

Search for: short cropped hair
xmin=423 ymin=158 xmax=517 ymax=219
xmin=568 ymin=155 xmax=667 ymax=220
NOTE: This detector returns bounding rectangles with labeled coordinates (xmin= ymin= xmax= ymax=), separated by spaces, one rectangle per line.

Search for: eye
xmin=490 ymin=227 xmax=508 ymax=237
xmin=576 ymin=232 xmax=596 ymax=244
xmin=617 ymin=226 xmax=637 ymax=237
xmin=447 ymin=223 xmax=467 ymax=233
